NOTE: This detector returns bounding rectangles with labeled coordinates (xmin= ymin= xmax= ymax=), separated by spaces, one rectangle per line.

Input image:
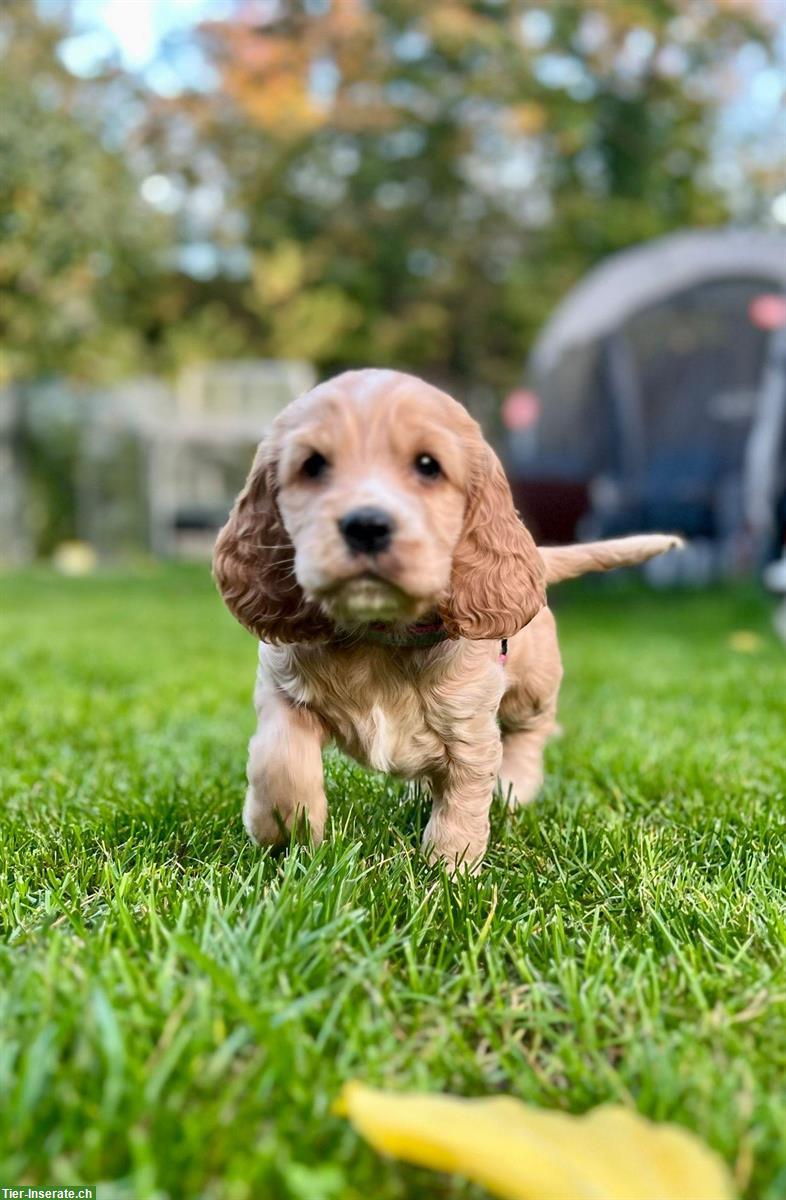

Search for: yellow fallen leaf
xmin=336 ymin=1083 xmax=735 ymax=1200
xmin=729 ymin=631 xmax=762 ymax=653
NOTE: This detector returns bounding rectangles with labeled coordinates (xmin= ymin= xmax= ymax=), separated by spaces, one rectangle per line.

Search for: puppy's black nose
xmin=339 ymin=506 xmax=394 ymax=555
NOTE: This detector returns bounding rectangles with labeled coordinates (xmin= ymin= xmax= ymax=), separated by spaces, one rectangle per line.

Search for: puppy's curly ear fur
xmin=213 ymin=439 xmax=331 ymax=644
xmin=439 ymin=441 xmax=545 ymax=639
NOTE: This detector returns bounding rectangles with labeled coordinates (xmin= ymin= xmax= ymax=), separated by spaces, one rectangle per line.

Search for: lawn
xmin=1 ymin=568 xmax=784 ymax=1200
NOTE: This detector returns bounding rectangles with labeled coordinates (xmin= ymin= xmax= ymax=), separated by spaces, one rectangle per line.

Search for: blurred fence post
xmin=0 ymin=386 xmax=32 ymax=564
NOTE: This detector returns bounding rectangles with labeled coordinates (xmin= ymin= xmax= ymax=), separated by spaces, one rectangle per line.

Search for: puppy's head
xmin=213 ymin=369 xmax=545 ymax=642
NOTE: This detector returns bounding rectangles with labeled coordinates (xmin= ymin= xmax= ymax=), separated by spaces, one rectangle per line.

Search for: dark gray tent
xmin=511 ymin=229 xmax=786 ymax=565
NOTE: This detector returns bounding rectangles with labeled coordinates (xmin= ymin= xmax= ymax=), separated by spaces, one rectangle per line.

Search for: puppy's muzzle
xmin=339 ymin=507 xmax=394 ymax=556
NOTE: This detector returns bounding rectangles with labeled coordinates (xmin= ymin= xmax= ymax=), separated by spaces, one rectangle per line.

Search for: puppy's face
xmin=214 ymin=368 xmax=545 ymax=643
xmin=275 ymin=371 xmax=470 ymax=625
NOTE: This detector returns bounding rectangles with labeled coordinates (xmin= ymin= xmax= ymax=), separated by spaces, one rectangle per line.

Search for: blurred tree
xmin=0 ymin=0 xmax=170 ymax=385
xmin=0 ymin=0 xmax=773 ymax=556
xmin=0 ymin=0 xmax=774 ymax=400
xmin=0 ymin=0 xmax=178 ymax=553
xmin=145 ymin=0 xmax=768 ymax=399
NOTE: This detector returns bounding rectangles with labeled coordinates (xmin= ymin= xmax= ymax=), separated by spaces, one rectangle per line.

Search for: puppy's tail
xmin=540 ymin=534 xmax=683 ymax=584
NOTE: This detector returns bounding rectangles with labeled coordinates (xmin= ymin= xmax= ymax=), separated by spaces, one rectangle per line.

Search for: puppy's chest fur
xmin=264 ymin=641 xmax=502 ymax=778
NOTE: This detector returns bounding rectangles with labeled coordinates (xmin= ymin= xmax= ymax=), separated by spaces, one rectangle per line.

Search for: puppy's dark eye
xmin=414 ymin=453 xmax=442 ymax=479
xmin=301 ymin=451 xmax=329 ymax=479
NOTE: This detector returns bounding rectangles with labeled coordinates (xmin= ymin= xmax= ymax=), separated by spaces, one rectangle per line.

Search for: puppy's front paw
xmin=243 ymin=786 xmax=325 ymax=848
xmin=498 ymin=745 xmax=546 ymax=810
xmin=422 ymin=815 xmax=487 ymax=875
xmin=498 ymin=770 xmax=542 ymax=812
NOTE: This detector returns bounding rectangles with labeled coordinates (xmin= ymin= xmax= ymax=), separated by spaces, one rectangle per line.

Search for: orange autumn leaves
xmin=205 ymin=0 xmax=373 ymax=139
xmin=203 ymin=2 xmax=548 ymax=141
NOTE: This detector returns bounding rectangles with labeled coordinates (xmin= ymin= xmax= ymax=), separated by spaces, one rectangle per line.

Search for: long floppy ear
xmin=439 ymin=441 xmax=545 ymax=639
xmin=213 ymin=438 xmax=332 ymax=644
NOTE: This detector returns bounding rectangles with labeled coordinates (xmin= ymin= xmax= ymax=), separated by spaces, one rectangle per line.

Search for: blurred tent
xmin=510 ymin=229 xmax=786 ymax=577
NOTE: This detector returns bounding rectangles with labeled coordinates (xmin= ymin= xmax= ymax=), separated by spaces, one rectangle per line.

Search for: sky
xmin=71 ymin=0 xmax=222 ymax=69
xmin=53 ymin=0 xmax=232 ymax=92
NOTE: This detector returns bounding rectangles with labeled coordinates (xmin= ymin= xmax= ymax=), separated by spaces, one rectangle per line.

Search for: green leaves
xmin=1 ymin=1 xmax=776 ymax=393
xmin=0 ymin=21 xmax=168 ymax=383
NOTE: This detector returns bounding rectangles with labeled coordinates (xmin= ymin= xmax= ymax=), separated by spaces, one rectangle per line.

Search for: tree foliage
xmin=0 ymin=2 xmax=169 ymax=384
xmin=163 ymin=0 xmax=766 ymax=393
xmin=0 ymin=0 xmax=774 ymax=394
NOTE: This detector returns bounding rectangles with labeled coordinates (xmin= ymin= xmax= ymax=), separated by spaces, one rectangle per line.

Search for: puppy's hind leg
xmin=499 ymin=713 xmax=555 ymax=810
xmin=497 ymin=608 xmax=563 ymax=810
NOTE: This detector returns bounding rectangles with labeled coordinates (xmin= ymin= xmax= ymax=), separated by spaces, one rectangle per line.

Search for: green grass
xmin=1 ymin=567 xmax=784 ymax=1200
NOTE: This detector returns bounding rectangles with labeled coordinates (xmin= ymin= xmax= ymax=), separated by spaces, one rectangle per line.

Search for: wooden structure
xmin=80 ymin=359 xmax=315 ymax=558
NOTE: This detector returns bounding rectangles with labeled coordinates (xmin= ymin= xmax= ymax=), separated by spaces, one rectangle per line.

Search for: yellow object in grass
xmin=728 ymin=630 xmax=762 ymax=654
xmin=336 ymin=1083 xmax=735 ymax=1200
xmin=52 ymin=540 xmax=97 ymax=576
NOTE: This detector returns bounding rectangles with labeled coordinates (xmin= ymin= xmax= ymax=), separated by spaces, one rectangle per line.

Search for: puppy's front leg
xmin=244 ymin=683 xmax=328 ymax=848
xmin=422 ymin=716 xmax=502 ymax=873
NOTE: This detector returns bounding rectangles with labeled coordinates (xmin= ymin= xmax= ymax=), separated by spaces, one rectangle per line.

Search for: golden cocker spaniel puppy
xmin=214 ymin=369 xmax=679 ymax=870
